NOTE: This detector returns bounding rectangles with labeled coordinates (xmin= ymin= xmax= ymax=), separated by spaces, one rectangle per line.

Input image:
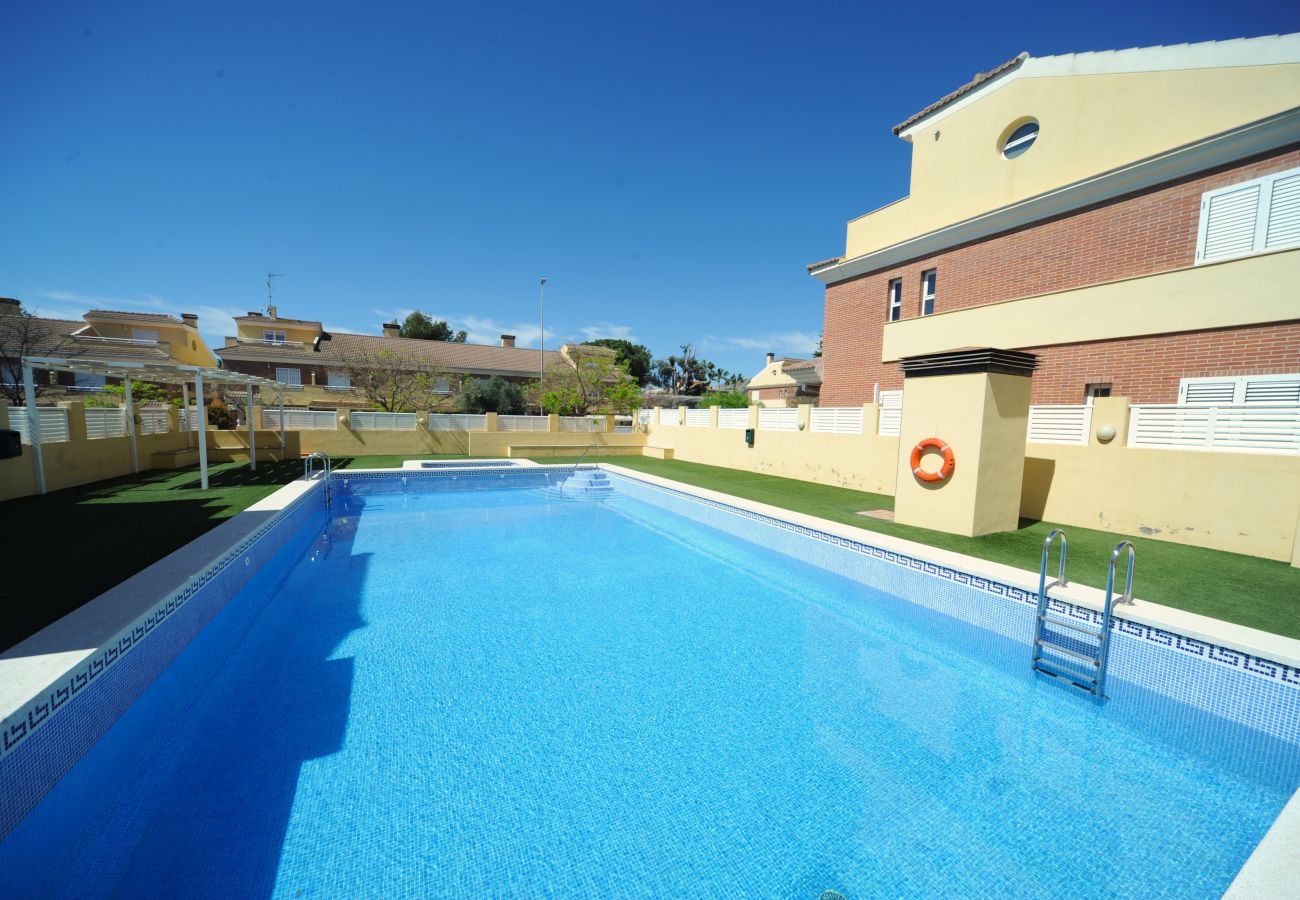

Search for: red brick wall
xmin=820 ymin=145 xmax=1300 ymax=406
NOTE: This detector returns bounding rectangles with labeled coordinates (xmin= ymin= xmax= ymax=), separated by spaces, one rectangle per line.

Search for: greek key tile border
xmin=0 ymin=482 xmax=325 ymax=765
xmin=609 ymin=471 xmax=1300 ymax=691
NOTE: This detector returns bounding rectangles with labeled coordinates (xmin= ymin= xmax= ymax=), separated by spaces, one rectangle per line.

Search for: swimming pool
xmin=2 ymin=467 xmax=1298 ymax=896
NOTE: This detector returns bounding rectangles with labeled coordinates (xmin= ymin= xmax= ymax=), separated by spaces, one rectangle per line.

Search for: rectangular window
xmin=887 ymin=279 xmax=902 ymax=321
xmin=132 ymin=327 xmax=160 ymax=343
xmin=432 ymin=378 xmax=451 ymax=394
xmin=1085 ymin=383 xmax=1112 ymax=404
xmin=264 ymin=330 xmax=288 ymax=344
xmin=275 ymin=367 xmax=302 ymax=386
xmin=1196 ymin=165 xmax=1300 ymax=264
xmin=920 ymin=270 xmax=936 ymax=315
xmin=326 ymin=371 xmax=350 ymax=389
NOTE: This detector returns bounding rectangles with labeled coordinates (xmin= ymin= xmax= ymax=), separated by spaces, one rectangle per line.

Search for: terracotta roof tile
xmin=892 ymin=53 xmax=1027 ymax=135
xmin=84 ymin=309 xmax=185 ymax=324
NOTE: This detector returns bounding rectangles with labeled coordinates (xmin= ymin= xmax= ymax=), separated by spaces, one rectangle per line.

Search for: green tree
xmin=525 ymin=351 xmax=640 ymax=415
xmin=461 ymin=376 xmax=526 ymax=414
xmin=91 ymin=381 xmax=170 ymax=406
xmin=399 ymin=310 xmax=467 ymax=342
xmin=585 ymin=338 xmax=653 ymax=386
xmin=696 ymin=390 xmax=749 ymax=408
xmin=650 ymin=344 xmax=741 ymax=395
xmin=339 ymin=347 xmax=448 ymax=411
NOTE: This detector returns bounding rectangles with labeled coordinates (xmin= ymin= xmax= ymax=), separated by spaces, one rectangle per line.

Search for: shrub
xmin=461 ymin=376 xmax=526 ymax=414
xmin=696 ymin=390 xmax=749 ymax=409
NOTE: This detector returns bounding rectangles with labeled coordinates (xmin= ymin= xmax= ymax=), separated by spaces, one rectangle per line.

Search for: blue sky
xmin=3 ymin=1 xmax=1297 ymax=378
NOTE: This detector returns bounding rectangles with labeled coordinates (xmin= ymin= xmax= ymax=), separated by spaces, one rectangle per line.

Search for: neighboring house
xmin=809 ymin=35 xmax=1300 ymax=409
xmin=0 ymin=298 xmax=218 ymax=400
xmin=215 ymin=308 xmax=607 ymax=408
xmin=745 ymin=353 xmax=822 ymax=407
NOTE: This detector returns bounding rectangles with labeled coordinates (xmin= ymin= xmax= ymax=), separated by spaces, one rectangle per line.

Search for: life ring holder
xmin=910 ymin=438 xmax=954 ymax=483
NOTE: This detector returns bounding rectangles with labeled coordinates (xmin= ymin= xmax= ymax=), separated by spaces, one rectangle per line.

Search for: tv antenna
xmin=266 ymin=273 xmax=285 ymax=313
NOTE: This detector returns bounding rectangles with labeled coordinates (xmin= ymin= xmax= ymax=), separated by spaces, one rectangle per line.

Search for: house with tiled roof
xmin=810 ymin=34 xmax=1300 ymax=410
xmin=215 ymin=307 xmax=611 ymax=409
xmin=0 ymin=298 xmax=217 ymax=402
xmin=745 ymin=352 xmax=822 ymax=407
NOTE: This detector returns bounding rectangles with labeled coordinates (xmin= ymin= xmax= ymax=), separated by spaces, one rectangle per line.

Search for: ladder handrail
xmin=1037 ymin=528 xmax=1068 ymax=600
xmin=1095 ymin=540 xmax=1136 ymax=697
xmin=304 ymin=451 xmax=332 ymax=508
xmin=559 ymin=444 xmax=598 ymax=500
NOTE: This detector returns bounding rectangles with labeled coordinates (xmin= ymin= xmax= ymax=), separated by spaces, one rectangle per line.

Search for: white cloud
xmin=701 ymin=330 xmax=821 ymax=357
xmin=578 ymin=323 xmax=637 ymax=342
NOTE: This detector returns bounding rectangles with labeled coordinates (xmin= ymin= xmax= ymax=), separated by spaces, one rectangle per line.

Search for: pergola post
xmin=182 ymin=382 xmax=192 ymax=449
xmin=22 ymin=361 xmax=46 ymax=495
xmin=278 ymin=387 xmax=285 ymax=450
xmin=195 ymin=371 xmax=209 ymax=490
xmin=123 ymin=376 xmax=139 ymax=474
xmin=246 ymin=383 xmax=256 ymax=472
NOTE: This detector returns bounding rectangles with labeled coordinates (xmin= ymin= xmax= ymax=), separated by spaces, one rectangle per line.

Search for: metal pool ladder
xmin=1031 ymin=531 xmax=1136 ymax=698
xmin=304 ymin=451 xmax=332 ymax=508
xmin=559 ymin=444 xmax=598 ymax=500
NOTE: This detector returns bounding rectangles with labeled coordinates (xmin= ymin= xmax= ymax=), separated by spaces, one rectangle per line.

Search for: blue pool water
xmin=5 ymin=479 xmax=1299 ymax=897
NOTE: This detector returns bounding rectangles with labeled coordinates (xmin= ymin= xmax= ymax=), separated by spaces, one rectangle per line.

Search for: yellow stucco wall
xmin=846 ymin=63 xmax=1300 ymax=259
xmin=893 ymin=372 xmax=1031 ymax=536
xmin=0 ymin=430 xmax=191 ymax=501
xmin=235 ymin=320 xmax=320 ymax=343
xmin=645 ymin=405 xmax=899 ymax=495
xmin=295 ymin=426 xmax=645 ymax=459
xmin=880 ymin=249 xmax=1300 ymax=360
xmin=83 ymin=320 xmax=217 ymax=366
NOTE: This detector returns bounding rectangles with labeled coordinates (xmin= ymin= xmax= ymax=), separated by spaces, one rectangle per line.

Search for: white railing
xmin=878 ymin=391 xmax=902 ymax=436
xmin=560 ymin=416 xmax=605 ymax=432
xmin=810 ymin=407 xmax=863 ymax=435
xmin=8 ymin=407 xmax=70 ymax=443
xmin=85 ymin=407 xmax=126 ymax=439
xmin=264 ymin=408 xmax=338 ymax=430
xmin=351 ymin=411 xmax=417 ymax=431
xmin=1128 ymin=405 xmax=1300 ymax=454
xmin=685 ymin=409 xmax=711 ymax=428
xmin=657 ymin=409 xmax=679 ymax=426
xmin=758 ymin=407 xmax=799 ymax=432
xmin=636 ymin=409 xmax=654 ymax=425
xmin=499 ymin=415 xmax=549 ymax=432
xmin=1027 ymin=405 xmax=1094 ymax=445
xmin=718 ymin=408 xmax=749 ymax=429
xmin=427 ymin=414 xmax=487 ymax=431
xmin=139 ymin=407 xmax=170 ymax=435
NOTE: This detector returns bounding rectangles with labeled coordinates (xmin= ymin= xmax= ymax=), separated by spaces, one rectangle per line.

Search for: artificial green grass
xmin=1 ymin=461 xmax=305 ymax=651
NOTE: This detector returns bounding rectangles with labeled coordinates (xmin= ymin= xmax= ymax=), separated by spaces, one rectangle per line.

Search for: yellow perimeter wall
xmin=646 ymin=399 xmax=1300 ymax=563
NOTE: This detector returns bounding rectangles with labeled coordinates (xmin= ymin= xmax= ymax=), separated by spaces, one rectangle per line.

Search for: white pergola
xmin=20 ymin=355 xmax=287 ymax=494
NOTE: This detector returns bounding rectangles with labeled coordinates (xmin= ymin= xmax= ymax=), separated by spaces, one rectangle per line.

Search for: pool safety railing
xmin=559 ymin=444 xmax=598 ymax=500
xmin=1031 ymin=532 xmax=1136 ymax=698
xmin=304 ymin=451 xmax=332 ymax=508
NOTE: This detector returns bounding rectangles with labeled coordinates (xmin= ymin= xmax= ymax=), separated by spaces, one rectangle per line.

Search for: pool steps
xmin=529 ymin=468 xmax=617 ymax=502
xmin=1031 ymin=530 xmax=1136 ymax=699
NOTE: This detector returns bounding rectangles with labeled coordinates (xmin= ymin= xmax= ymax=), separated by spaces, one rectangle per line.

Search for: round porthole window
xmin=1001 ymin=119 xmax=1039 ymax=159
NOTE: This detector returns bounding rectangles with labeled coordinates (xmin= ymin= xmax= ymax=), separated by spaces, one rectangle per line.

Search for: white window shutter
xmin=1197 ymin=183 xmax=1262 ymax=263
xmin=1180 ymin=378 xmax=1238 ymax=405
xmin=1243 ymin=376 xmax=1300 ymax=406
xmin=1264 ymin=171 xmax=1300 ymax=252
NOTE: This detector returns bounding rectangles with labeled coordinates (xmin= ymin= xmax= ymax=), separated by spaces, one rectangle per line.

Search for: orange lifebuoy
xmin=911 ymin=437 xmax=954 ymax=483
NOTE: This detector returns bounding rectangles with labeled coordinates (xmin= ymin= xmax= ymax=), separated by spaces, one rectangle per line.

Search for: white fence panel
xmin=139 ymin=407 xmax=170 ymax=435
xmin=718 ymin=408 xmax=749 ymax=430
xmin=1027 ymin=405 xmax=1093 ymax=445
xmin=758 ymin=407 xmax=798 ymax=432
xmin=9 ymin=407 xmax=70 ymax=443
xmin=264 ymin=408 xmax=338 ymax=430
xmin=560 ymin=416 xmax=605 ymax=432
xmin=427 ymin=414 xmax=487 ymax=431
xmin=685 ymin=409 xmax=712 ymax=428
xmin=85 ymin=407 xmax=127 ymax=439
xmin=636 ymin=409 xmax=653 ymax=425
xmin=180 ymin=408 xmax=202 ymax=431
xmin=1128 ymin=405 xmax=1300 ymax=454
xmin=657 ymin=409 xmax=679 ymax=426
xmin=878 ymin=391 xmax=902 ymax=436
xmin=811 ymin=407 xmax=863 ymax=435
xmin=499 ymin=415 xmax=549 ymax=432
xmin=351 ymin=411 xmax=417 ymax=431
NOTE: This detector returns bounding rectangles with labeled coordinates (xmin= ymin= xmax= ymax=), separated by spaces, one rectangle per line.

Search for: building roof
xmin=893 ymin=53 xmax=1027 ymax=135
xmin=892 ymin=33 xmax=1300 ymax=137
xmin=0 ymin=314 xmax=171 ymax=362
xmin=84 ymin=309 xmax=186 ymax=325
xmin=217 ymin=330 xmax=569 ymax=377
xmin=746 ymin=356 xmax=823 ymax=390
xmin=235 ymin=313 xmax=323 ymax=327
xmin=806 ymin=256 xmax=844 ymax=273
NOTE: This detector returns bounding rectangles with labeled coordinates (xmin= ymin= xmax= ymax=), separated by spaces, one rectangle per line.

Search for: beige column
xmin=893 ymin=349 xmax=1037 ymax=537
xmin=484 ymin=412 xmax=499 ymax=432
xmin=0 ymin=400 xmax=9 ymax=430
xmin=547 ymin=413 xmax=560 ymax=432
xmin=708 ymin=406 xmax=720 ymax=429
xmin=61 ymin=400 xmax=88 ymax=442
xmin=796 ymin=403 xmax=812 ymax=433
xmin=862 ymin=402 xmax=880 ymax=435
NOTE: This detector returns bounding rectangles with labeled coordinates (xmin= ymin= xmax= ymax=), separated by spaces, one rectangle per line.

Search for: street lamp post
xmin=539 ymin=276 xmax=547 ymax=415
